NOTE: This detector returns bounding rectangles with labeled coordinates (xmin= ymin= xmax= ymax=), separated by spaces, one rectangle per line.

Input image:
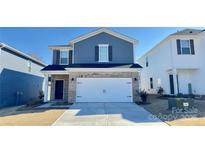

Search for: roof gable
xmin=0 ymin=42 xmax=46 ymax=67
xmin=138 ymin=28 xmax=205 ymax=62
xmin=171 ymin=29 xmax=204 ymax=36
xmin=69 ymin=28 xmax=137 ymax=44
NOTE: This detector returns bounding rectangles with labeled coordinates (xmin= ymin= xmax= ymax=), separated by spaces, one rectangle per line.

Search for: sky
xmin=0 ymin=27 xmax=204 ymax=64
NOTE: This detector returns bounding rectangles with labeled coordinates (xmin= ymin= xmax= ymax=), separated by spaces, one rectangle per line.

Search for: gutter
xmin=0 ymin=43 xmax=5 ymax=73
xmin=0 ymin=42 xmax=47 ymax=67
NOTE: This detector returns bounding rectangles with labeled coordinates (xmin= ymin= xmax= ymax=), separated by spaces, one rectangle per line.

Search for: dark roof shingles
xmin=41 ymin=63 xmax=142 ymax=71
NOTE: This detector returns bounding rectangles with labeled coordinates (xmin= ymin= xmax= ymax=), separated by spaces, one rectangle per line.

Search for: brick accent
xmin=50 ymin=75 xmax=69 ymax=102
xmin=50 ymin=72 xmax=140 ymax=103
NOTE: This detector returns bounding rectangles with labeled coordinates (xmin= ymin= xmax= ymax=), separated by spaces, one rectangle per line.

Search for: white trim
xmin=180 ymin=39 xmax=191 ymax=55
xmin=72 ymin=44 xmax=75 ymax=64
xmin=54 ymin=79 xmax=64 ymax=100
xmin=48 ymin=46 xmax=73 ymax=51
xmin=0 ymin=48 xmax=2 ymax=74
xmin=41 ymin=68 xmax=141 ymax=75
xmin=60 ymin=50 xmax=69 ymax=65
xmin=98 ymin=44 xmax=109 ymax=46
xmin=66 ymin=68 xmax=141 ymax=72
xmin=43 ymin=74 xmax=49 ymax=102
xmin=98 ymin=44 xmax=109 ymax=62
xmin=69 ymin=28 xmax=138 ymax=44
xmin=41 ymin=71 xmax=69 ymax=75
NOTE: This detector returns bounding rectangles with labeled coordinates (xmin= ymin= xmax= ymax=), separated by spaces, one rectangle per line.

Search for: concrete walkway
xmin=53 ymin=102 xmax=167 ymax=126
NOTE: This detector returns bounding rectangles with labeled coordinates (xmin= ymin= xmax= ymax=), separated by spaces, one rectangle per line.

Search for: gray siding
xmin=0 ymin=68 xmax=44 ymax=108
xmin=53 ymin=50 xmax=60 ymax=64
xmin=74 ymin=32 xmax=134 ymax=64
xmin=2 ymin=47 xmax=45 ymax=67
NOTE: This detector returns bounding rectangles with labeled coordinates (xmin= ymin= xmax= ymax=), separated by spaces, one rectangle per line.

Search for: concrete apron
xmin=52 ymin=102 xmax=167 ymax=126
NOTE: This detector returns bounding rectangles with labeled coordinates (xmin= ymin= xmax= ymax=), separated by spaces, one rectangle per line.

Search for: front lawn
xmin=140 ymin=95 xmax=205 ymax=126
xmin=0 ymin=106 xmax=66 ymax=126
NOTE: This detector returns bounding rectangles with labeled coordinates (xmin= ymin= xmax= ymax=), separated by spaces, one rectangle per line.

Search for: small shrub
xmin=25 ymin=91 xmax=44 ymax=107
xmin=177 ymin=93 xmax=184 ymax=98
xmin=157 ymin=87 xmax=164 ymax=95
xmin=140 ymin=90 xmax=148 ymax=103
xmin=188 ymin=94 xmax=195 ymax=98
xmin=26 ymin=98 xmax=41 ymax=107
xmin=39 ymin=90 xmax=44 ymax=100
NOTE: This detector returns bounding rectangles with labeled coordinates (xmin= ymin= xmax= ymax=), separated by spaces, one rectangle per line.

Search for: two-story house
xmin=0 ymin=43 xmax=46 ymax=108
xmin=138 ymin=29 xmax=205 ymax=96
xmin=41 ymin=28 xmax=142 ymax=103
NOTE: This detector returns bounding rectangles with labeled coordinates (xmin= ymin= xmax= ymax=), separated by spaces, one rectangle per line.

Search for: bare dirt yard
xmin=0 ymin=106 xmax=66 ymax=126
xmin=140 ymin=95 xmax=205 ymax=126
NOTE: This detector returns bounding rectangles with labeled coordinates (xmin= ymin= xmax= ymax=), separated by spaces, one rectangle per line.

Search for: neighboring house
xmin=138 ymin=29 xmax=205 ymax=96
xmin=0 ymin=43 xmax=46 ymax=108
xmin=42 ymin=28 xmax=142 ymax=103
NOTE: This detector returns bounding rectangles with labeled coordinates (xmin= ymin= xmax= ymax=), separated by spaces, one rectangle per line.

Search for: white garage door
xmin=76 ymin=78 xmax=133 ymax=102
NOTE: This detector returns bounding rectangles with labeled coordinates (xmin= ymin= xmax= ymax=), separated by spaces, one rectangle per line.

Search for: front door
xmin=169 ymin=75 xmax=175 ymax=94
xmin=55 ymin=80 xmax=64 ymax=99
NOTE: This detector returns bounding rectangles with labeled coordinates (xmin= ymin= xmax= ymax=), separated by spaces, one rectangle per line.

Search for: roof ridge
xmin=171 ymin=28 xmax=203 ymax=35
xmin=68 ymin=28 xmax=138 ymax=44
xmin=0 ymin=42 xmax=46 ymax=66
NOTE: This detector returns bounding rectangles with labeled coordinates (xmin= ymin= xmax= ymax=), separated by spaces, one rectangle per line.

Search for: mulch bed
xmin=135 ymin=102 xmax=151 ymax=105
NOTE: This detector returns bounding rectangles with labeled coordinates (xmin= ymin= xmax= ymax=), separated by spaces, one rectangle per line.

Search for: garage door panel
xmin=76 ymin=78 xmax=133 ymax=102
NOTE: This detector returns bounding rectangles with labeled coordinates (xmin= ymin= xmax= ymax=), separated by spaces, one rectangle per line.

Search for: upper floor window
xmin=27 ymin=60 xmax=32 ymax=72
xmin=60 ymin=50 xmax=69 ymax=65
xmin=181 ymin=40 xmax=191 ymax=54
xmin=98 ymin=44 xmax=109 ymax=62
xmin=176 ymin=39 xmax=195 ymax=55
xmin=146 ymin=57 xmax=149 ymax=67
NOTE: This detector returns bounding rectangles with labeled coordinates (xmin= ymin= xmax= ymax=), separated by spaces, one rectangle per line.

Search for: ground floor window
xmin=150 ymin=77 xmax=153 ymax=89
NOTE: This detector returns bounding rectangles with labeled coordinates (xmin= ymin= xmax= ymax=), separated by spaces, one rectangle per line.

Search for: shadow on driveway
xmin=53 ymin=102 xmax=167 ymax=126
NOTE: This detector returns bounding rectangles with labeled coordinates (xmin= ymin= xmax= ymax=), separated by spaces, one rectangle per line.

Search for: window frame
xmin=150 ymin=77 xmax=153 ymax=89
xmin=60 ymin=50 xmax=69 ymax=65
xmin=98 ymin=44 xmax=109 ymax=62
xmin=180 ymin=40 xmax=191 ymax=55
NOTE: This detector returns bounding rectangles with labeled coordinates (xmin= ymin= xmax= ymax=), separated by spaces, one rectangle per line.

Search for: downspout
xmin=0 ymin=43 xmax=6 ymax=104
xmin=0 ymin=43 xmax=6 ymax=73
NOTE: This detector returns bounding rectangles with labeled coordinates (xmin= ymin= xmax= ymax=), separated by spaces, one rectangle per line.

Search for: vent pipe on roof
xmin=0 ymin=43 xmax=6 ymax=48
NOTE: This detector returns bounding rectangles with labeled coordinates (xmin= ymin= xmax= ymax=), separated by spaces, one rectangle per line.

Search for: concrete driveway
xmin=53 ymin=102 xmax=167 ymax=126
